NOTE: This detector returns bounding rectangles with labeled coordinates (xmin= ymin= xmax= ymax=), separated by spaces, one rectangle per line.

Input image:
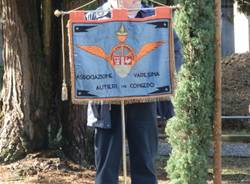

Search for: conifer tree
xmin=235 ymin=0 xmax=250 ymax=14
xmin=166 ymin=0 xmax=214 ymax=183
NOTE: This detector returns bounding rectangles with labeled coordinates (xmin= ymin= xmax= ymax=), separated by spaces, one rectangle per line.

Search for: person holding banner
xmin=86 ymin=0 xmax=183 ymax=183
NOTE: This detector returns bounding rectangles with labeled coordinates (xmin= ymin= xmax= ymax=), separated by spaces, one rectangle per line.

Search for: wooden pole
xmin=117 ymin=3 xmax=126 ymax=183
xmin=121 ymin=100 xmax=127 ymax=184
xmin=213 ymin=0 xmax=222 ymax=183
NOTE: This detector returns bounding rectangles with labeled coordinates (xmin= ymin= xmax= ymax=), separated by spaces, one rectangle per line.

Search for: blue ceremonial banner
xmin=68 ymin=7 xmax=175 ymax=104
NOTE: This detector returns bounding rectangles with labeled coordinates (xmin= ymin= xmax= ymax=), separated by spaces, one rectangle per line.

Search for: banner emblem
xmin=78 ymin=24 xmax=164 ymax=78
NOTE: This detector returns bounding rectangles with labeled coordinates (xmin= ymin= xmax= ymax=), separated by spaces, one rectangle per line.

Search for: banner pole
xmin=121 ymin=100 xmax=127 ymax=184
xmin=118 ymin=0 xmax=127 ymax=182
xmin=213 ymin=0 xmax=222 ymax=183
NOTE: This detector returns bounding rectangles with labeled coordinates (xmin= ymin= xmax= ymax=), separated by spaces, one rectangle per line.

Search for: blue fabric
xmin=73 ymin=19 xmax=173 ymax=98
xmin=87 ymin=3 xmax=183 ymax=129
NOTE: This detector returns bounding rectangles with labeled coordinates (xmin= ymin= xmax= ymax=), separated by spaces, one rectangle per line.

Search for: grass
xmin=157 ymin=156 xmax=250 ymax=183
xmin=0 ymin=150 xmax=249 ymax=183
xmin=208 ymin=157 xmax=250 ymax=183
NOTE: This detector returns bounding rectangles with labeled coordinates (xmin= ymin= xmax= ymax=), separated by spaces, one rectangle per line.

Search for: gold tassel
xmin=61 ymin=15 xmax=68 ymax=102
xmin=61 ymin=81 xmax=68 ymax=101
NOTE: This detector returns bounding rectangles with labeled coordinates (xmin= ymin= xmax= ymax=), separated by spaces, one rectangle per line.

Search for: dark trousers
xmin=95 ymin=103 xmax=158 ymax=184
xmin=156 ymin=101 xmax=174 ymax=121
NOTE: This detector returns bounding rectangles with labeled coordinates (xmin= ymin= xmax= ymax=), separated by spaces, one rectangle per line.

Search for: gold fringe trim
xmin=71 ymin=95 xmax=173 ymax=105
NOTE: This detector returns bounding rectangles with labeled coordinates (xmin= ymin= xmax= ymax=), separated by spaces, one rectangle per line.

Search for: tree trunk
xmin=0 ymin=0 xmax=97 ymax=165
xmin=0 ymin=0 xmax=50 ymax=162
xmin=62 ymin=104 xmax=94 ymax=165
xmin=60 ymin=0 xmax=97 ymax=165
xmin=41 ymin=0 xmax=62 ymax=146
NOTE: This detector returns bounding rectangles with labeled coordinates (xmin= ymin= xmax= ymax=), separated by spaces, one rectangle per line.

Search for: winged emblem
xmin=77 ymin=24 xmax=165 ymax=78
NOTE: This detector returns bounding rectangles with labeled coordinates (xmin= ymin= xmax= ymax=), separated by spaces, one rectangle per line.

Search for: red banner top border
xmin=69 ymin=7 xmax=172 ymax=23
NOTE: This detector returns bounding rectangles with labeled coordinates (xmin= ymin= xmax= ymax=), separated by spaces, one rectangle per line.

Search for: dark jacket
xmin=87 ymin=2 xmax=183 ymax=129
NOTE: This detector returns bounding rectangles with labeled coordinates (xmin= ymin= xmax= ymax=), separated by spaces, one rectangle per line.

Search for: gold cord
xmin=61 ymin=15 xmax=68 ymax=101
xmin=148 ymin=0 xmax=167 ymax=6
xmin=60 ymin=0 xmax=98 ymax=101
xmin=68 ymin=0 xmax=97 ymax=13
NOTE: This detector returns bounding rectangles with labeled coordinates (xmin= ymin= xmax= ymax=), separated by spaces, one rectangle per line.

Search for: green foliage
xmin=165 ymin=0 xmax=214 ymax=183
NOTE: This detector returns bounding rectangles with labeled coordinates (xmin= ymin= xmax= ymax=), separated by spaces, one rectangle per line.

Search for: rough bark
xmin=42 ymin=0 xmax=52 ymax=64
xmin=0 ymin=0 xmax=50 ymax=162
xmin=41 ymin=0 xmax=62 ymax=146
xmin=62 ymin=104 xmax=94 ymax=165
xmin=60 ymin=0 xmax=97 ymax=165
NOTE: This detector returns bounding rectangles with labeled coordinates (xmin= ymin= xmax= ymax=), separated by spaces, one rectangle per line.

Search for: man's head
xmin=108 ymin=0 xmax=141 ymax=9
xmin=120 ymin=0 xmax=141 ymax=9
xmin=108 ymin=0 xmax=142 ymax=17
